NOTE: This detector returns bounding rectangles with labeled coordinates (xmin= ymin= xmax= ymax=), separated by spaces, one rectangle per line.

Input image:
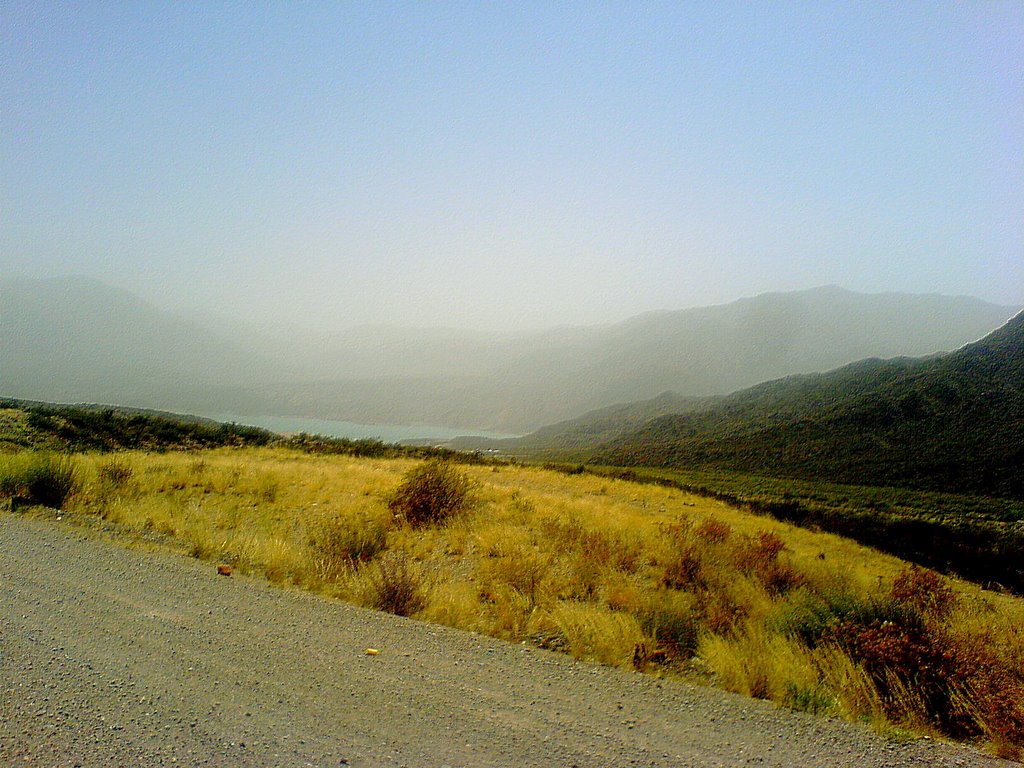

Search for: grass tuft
xmin=0 ymin=451 xmax=79 ymax=508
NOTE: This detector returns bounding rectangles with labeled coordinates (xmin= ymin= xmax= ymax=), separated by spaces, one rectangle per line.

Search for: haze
xmin=2 ymin=3 xmax=1022 ymax=333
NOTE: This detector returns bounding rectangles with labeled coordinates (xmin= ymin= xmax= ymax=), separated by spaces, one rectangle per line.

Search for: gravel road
xmin=1 ymin=512 xmax=1016 ymax=768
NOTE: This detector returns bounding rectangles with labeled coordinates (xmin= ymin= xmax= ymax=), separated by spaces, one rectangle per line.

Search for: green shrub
xmin=0 ymin=451 xmax=79 ymax=509
xmin=783 ymin=683 xmax=834 ymax=715
xmin=387 ymin=460 xmax=473 ymax=527
xmin=768 ymin=588 xmax=841 ymax=647
xmin=767 ymin=586 xmax=893 ymax=648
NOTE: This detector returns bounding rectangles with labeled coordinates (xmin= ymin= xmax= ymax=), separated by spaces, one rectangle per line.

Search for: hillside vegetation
xmin=2 ymin=446 xmax=1022 ymax=758
xmin=541 ymin=463 xmax=1024 ymax=595
xmin=0 ymin=401 xmax=472 ymax=462
xmin=471 ymin=314 xmax=1024 ymax=593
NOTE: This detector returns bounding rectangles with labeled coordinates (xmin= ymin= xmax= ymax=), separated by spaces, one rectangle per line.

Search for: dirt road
xmin=0 ymin=513 xmax=1015 ymax=767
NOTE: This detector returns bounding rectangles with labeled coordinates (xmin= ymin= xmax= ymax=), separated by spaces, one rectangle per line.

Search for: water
xmin=206 ymin=413 xmax=518 ymax=443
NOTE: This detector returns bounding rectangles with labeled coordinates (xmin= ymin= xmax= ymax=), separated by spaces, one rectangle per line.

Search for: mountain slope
xmin=0 ymin=276 xmax=274 ymax=408
xmin=589 ymin=312 xmax=1024 ymax=498
xmin=433 ymin=285 xmax=1018 ymax=430
xmin=2 ymin=278 xmax=1017 ymax=433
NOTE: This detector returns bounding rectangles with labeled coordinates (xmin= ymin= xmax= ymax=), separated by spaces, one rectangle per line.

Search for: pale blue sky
xmin=2 ymin=2 xmax=1021 ymax=330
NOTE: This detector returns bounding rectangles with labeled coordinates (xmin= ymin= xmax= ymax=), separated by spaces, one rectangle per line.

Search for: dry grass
xmin=21 ymin=446 xmax=1022 ymax=758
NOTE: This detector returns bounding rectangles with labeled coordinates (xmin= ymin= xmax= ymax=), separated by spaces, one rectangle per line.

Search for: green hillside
xmin=0 ymin=400 xmax=277 ymax=452
xmin=588 ymin=311 xmax=1023 ymax=500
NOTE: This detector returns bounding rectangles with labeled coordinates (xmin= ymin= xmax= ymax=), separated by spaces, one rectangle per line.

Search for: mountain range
xmin=498 ymin=310 xmax=1024 ymax=499
xmin=1 ymin=276 xmax=1018 ymax=434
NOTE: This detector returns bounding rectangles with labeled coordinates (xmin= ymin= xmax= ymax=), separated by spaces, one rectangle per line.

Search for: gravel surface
xmin=1 ymin=512 xmax=1016 ymax=768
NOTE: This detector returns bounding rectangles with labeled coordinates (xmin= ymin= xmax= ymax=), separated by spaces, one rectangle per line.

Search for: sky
xmin=2 ymin=2 xmax=1021 ymax=332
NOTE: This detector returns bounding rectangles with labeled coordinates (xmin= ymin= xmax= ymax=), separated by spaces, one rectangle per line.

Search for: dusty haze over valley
xmin=2 ymin=4 xmax=1020 ymax=338
xmin=3 ymin=5 xmax=1018 ymax=436
xmin=1 ymin=277 xmax=1018 ymax=435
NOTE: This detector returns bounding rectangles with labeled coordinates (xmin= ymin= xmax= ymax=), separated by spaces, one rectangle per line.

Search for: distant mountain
xmin=579 ymin=311 xmax=1024 ymax=498
xmin=216 ymin=285 xmax=1018 ymax=432
xmin=0 ymin=276 xmax=274 ymax=410
xmin=1 ymin=277 xmax=1018 ymax=433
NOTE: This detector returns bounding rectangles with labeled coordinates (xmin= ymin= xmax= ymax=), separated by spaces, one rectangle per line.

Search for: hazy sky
xmin=3 ymin=2 xmax=1021 ymax=331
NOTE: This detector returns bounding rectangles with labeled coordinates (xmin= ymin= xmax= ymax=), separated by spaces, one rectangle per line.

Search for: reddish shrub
xmin=662 ymin=545 xmax=704 ymax=590
xmin=891 ymin=566 xmax=956 ymax=618
xmin=702 ymin=590 xmax=748 ymax=636
xmin=736 ymin=531 xmax=803 ymax=595
xmin=830 ymin=610 xmax=1024 ymax=746
xmin=830 ymin=616 xmax=966 ymax=732
xmin=388 ymin=460 xmax=473 ymax=527
xmin=943 ymin=631 xmax=1024 ymax=754
xmin=758 ymin=560 xmax=806 ymax=596
xmin=754 ymin=531 xmax=786 ymax=560
xmin=695 ymin=518 xmax=731 ymax=543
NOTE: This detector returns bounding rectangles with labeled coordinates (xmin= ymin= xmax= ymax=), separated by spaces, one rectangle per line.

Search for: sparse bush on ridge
xmin=21 ymin=405 xmax=276 ymax=452
xmin=388 ymin=459 xmax=474 ymax=527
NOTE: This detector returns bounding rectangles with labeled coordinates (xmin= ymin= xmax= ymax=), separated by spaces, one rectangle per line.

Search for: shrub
xmin=823 ymin=597 xmax=1024 ymax=741
xmin=769 ymin=588 xmax=840 ymax=647
xmin=388 ymin=460 xmax=473 ymax=527
xmin=890 ymin=566 xmax=956 ymax=618
xmin=726 ymin=530 xmax=805 ymax=596
xmin=638 ymin=590 xmax=699 ymax=657
xmin=550 ymin=602 xmax=648 ymax=667
xmin=946 ymin=634 xmax=1024 ymax=757
xmin=784 ymin=682 xmax=834 ymax=715
xmin=662 ymin=544 xmax=705 ymax=590
xmin=253 ymin=473 xmax=279 ymax=503
xmin=478 ymin=545 xmax=551 ymax=609
xmin=703 ymin=588 xmax=750 ymax=636
xmin=0 ymin=451 xmax=79 ymax=509
xmin=828 ymin=614 xmax=962 ymax=731
xmin=695 ymin=517 xmax=731 ymax=543
xmin=366 ymin=552 xmax=425 ymax=616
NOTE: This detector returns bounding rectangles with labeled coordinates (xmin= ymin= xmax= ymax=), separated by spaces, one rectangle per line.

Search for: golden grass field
xmin=8 ymin=446 xmax=1024 ymax=757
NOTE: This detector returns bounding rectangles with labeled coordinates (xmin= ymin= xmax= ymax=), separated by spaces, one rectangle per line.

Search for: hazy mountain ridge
xmin=1 ymin=277 xmax=1018 ymax=433
xmin=0 ymin=276 xmax=276 ymax=403
xmin=579 ymin=311 xmax=1024 ymax=498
